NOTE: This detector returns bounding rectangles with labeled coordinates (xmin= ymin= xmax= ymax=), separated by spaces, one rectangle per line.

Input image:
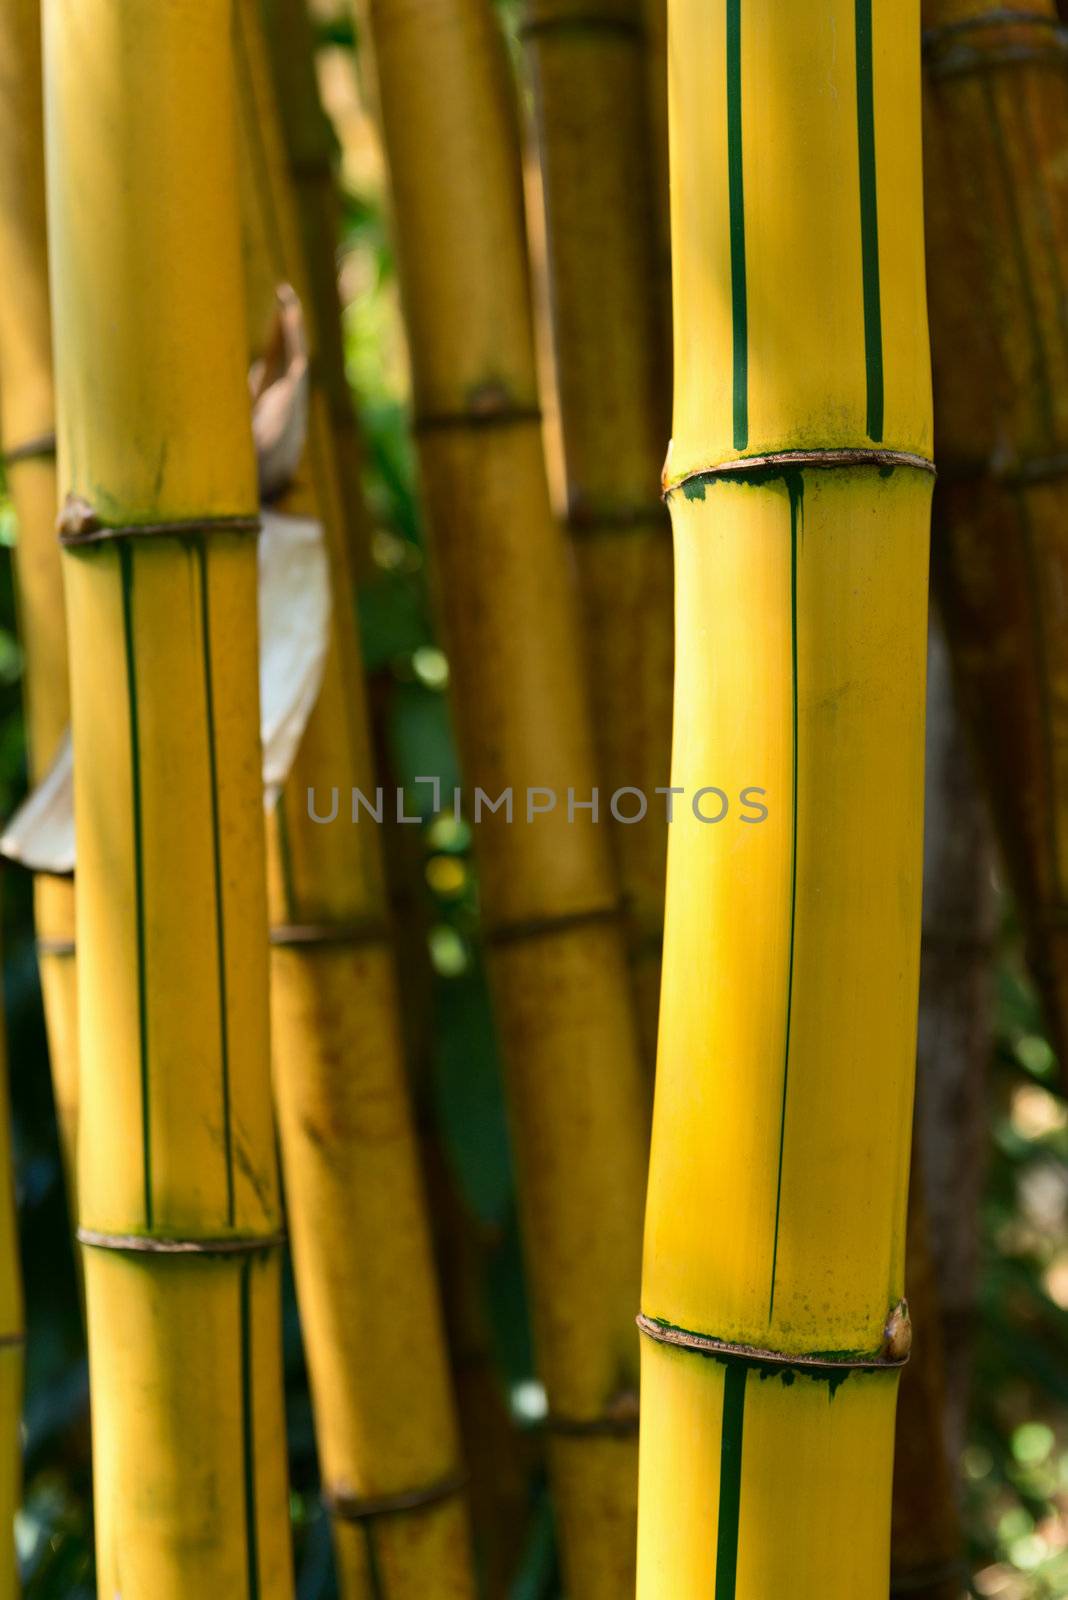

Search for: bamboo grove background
xmin=0 ymin=1 xmax=1062 ymax=1597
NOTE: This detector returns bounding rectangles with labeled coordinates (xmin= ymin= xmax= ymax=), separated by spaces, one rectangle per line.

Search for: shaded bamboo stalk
xmin=253 ymin=30 xmax=529 ymax=1589
xmin=43 ymin=0 xmax=294 ymax=1590
xmin=361 ymin=0 xmax=650 ymax=1592
xmin=923 ymin=0 xmax=1068 ymax=1086
xmin=891 ymin=614 xmax=996 ymax=1599
xmin=234 ymin=6 xmax=479 ymax=1595
xmin=639 ymin=2 xmax=932 ymax=1594
xmin=519 ymin=0 xmax=673 ymax=1061
xmin=892 ymin=1174 xmax=964 ymax=1600
xmin=914 ymin=614 xmax=996 ymax=1457
xmin=0 ymin=917 xmax=23 ymax=1600
xmin=0 ymin=0 xmax=78 ymax=1226
xmin=258 ymin=0 xmax=371 ymax=581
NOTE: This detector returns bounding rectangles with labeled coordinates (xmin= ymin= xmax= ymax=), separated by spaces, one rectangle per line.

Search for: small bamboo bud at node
xmin=883 ymin=1300 xmax=912 ymax=1364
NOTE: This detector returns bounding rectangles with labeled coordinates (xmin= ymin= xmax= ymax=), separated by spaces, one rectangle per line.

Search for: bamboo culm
xmin=235 ymin=6 xmax=479 ymax=1595
xmin=922 ymin=0 xmax=1068 ymax=1092
xmin=519 ymin=0 xmax=673 ymax=1063
xmin=44 ymin=1 xmax=294 ymax=1591
xmin=362 ymin=0 xmax=651 ymax=1592
xmin=0 ymin=0 xmax=78 ymax=1237
xmin=639 ymin=2 xmax=932 ymax=1594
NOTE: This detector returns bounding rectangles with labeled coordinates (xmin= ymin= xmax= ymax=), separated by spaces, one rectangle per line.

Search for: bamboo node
xmin=324 ymin=1470 xmax=468 ymax=1523
xmin=485 ymin=901 xmax=623 ymax=946
xmin=546 ymin=1390 xmax=640 ymax=1437
xmin=882 ymin=1299 xmax=912 ymax=1362
xmin=2 ymin=431 xmax=57 ymax=467
xmin=923 ymin=11 xmax=1067 ymax=79
xmin=269 ymin=918 xmax=391 ymax=949
xmin=636 ymin=1313 xmax=911 ymax=1376
xmin=664 ymin=447 xmax=936 ymax=501
xmin=57 ymin=495 xmax=261 ymax=548
xmin=77 ymin=1227 xmax=285 ymax=1257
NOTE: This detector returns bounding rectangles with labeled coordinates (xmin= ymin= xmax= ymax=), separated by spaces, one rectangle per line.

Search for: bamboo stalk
xmin=890 ymin=616 xmax=995 ymax=1599
xmin=234 ymin=7 xmax=478 ymax=1595
xmin=360 ymin=1 xmax=650 ymax=1592
xmin=914 ymin=615 xmax=995 ymax=1456
xmin=519 ymin=0 xmax=673 ymax=1061
xmin=258 ymin=0 xmax=371 ymax=579
xmin=0 ymin=920 xmax=23 ymax=1600
xmin=891 ymin=1171 xmax=962 ymax=1600
xmin=43 ymin=2 xmax=293 ymax=1591
xmin=922 ymin=0 xmax=1068 ymax=1086
xmin=0 ymin=0 xmax=78 ymax=1226
xmin=639 ymin=4 xmax=932 ymax=1594
xmin=257 ymin=9 xmax=529 ymax=1589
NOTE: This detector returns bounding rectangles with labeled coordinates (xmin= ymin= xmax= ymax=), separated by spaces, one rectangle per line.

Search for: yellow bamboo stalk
xmin=519 ymin=0 xmax=673 ymax=1061
xmin=255 ymin=14 xmax=534 ymax=1584
xmin=234 ymin=7 xmax=478 ymax=1595
xmin=0 ymin=921 xmax=23 ymax=1600
xmin=0 ymin=0 xmax=78 ymax=1222
xmin=922 ymin=0 xmax=1068 ymax=1086
xmin=361 ymin=2 xmax=650 ymax=1592
xmin=638 ymin=4 xmax=932 ymax=1595
xmin=43 ymin=2 xmax=293 ymax=1591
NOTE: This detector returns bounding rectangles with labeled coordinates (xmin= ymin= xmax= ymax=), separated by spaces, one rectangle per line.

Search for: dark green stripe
xmin=714 ymin=1364 xmax=747 ymax=1600
xmin=361 ymin=1524 xmax=386 ymax=1600
xmin=769 ymin=477 xmax=802 ymax=1322
xmin=120 ymin=545 xmax=153 ymax=1230
xmin=197 ymin=546 xmax=235 ymax=1226
xmin=727 ymin=0 xmax=748 ymax=451
xmin=855 ymin=0 xmax=884 ymax=441
xmin=241 ymin=1258 xmax=261 ymax=1600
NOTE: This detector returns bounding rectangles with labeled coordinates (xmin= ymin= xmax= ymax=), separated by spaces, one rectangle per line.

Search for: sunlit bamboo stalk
xmin=638 ymin=3 xmax=932 ymax=1594
xmin=519 ymin=0 xmax=673 ymax=1060
xmin=235 ymin=7 xmax=478 ymax=1595
xmin=923 ymin=0 xmax=1068 ymax=1086
xmin=0 ymin=0 xmax=77 ymax=1225
xmin=360 ymin=0 xmax=650 ymax=1592
xmin=43 ymin=2 xmax=294 ymax=1591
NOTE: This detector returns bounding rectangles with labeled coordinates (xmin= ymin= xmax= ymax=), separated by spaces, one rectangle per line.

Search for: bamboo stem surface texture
xmin=0 ymin=936 xmax=22 ymax=1600
xmin=362 ymin=0 xmax=650 ymax=1593
xmin=43 ymin=2 xmax=294 ymax=1592
xmin=638 ymin=3 xmax=933 ymax=1595
xmin=922 ymin=0 xmax=1068 ymax=1087
xmin=520 ymin=0 xmax=673 ymax=1062
xmin=235 ymin=5 xmax=478 ymax=1596
xmin=0 ymin=0 xmax=78 ymax=1225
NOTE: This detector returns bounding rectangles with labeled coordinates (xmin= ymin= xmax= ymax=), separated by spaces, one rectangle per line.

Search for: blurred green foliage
xmin=4 ymin=12 xmax=1066 ymax=1599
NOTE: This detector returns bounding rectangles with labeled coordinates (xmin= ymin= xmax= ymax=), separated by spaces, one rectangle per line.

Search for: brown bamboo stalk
xmin=914 ymin=615 xmax=996 ymax=1456
xmin=360 ymin=1 xmax=651 ymax=1592
xmin=923 ymin=0 xmax=1068 ymax=1085
xmin=519 ymin=0 xmax=672 ymax=1061
xmin=234 ymin=6 xmax=478 ymax=1595
xmin=0 ymin=0 xmax=78 ymax=1226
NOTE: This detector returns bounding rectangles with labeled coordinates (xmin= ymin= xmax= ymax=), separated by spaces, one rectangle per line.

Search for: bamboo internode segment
xmin=923 ymin=0 xmax=1068 ymax=1086
xmin=44 ymin=1 xmax=293 ymax=1592
xmin=363 ymin=0 xmax=650 ymax=1591
xmin=520 ymin=0 xmax=673 ymax=1061
xmin=0 ymin=939 xmax=23 ymax=1600
xmin=640 ymin=3 xmax=932 ymax=1595
xmin=0 ymin=0 xmax=78 ymax=1228
xmin=235 ymin=8 xmax=477 ymax=1597
xmin=259 ymin=0 xmax=371 ymax=578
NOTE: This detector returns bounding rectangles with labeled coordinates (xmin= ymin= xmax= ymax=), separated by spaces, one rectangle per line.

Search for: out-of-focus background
xmin=3 ymin=6 xmax=1066 ymax=1597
